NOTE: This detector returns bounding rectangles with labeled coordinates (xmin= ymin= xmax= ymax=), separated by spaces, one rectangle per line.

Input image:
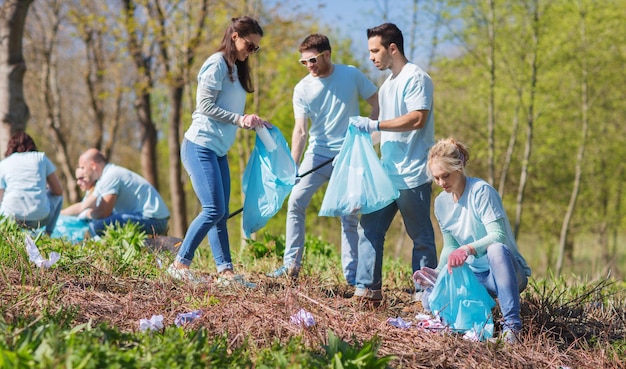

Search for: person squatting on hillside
xmin=267 ymin=33 xmax=379 ymax=284
xmin=351 ymin=23 xmax=437 ymax=302
xmin=0 ymin=132 xmax=64 ymax=235
xmin=415 ymin=137 xmax=532 ymax=343
xmin=166 ymin=16 xmax=269 ymax=287
xmin=75 ymin=148 xmax=170 ymax=237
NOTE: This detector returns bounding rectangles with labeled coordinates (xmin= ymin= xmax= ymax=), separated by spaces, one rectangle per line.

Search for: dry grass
xmin=2 ymin=263 xmax=625 ymax=369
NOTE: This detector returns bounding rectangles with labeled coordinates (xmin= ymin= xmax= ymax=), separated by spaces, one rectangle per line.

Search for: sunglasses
xmin=241 ymin=37 xmax=260 ymax=53
xmin=299 ymin=52 xmax=325 ymax=66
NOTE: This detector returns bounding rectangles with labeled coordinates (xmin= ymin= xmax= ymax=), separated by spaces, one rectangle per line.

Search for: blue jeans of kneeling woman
xmin=174 ymin=139 xmax=233 ymax=272
xmin=475 ymin=242 xmax=528 ymax=332
xmin=422 ymin=242 xmax=528 ymax=332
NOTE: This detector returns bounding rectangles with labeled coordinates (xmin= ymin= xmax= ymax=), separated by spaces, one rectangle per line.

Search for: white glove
xmin=349 ymin=116 xmax=379 ymax=133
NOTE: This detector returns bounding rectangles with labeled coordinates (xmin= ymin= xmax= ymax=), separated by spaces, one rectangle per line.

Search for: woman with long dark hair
xmin=167 ymin=16 xmax=268 ymax=286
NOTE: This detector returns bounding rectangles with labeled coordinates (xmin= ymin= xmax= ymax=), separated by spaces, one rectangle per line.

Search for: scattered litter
xmin=139 ymin=315 xmax=164 ymax=332
xmin=462 ymin=323 xmax=494 ymax=342
xmin=414 ymin=313 xmax=448 ymax=331
xmin=290 ymin=308 xmax=315 ymax=328
xmin=156 ymin=257 xmax=163 ymax=269
xmin=386 ymin=316 xmax=412 ymax=329
xmin=25 ymin=235 xmax=60 ymax=268
xmin=175 ymin=310 xmax=203 ymax=327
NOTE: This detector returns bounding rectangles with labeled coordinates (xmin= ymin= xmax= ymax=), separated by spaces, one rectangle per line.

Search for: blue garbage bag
xmin=51 ymin=214 xmax=90 ymax=243
xmin=242 ymin=126 xmax=296 ymax=237
xmin=319 ymin=125 xmax=399 ymax=216
xmin=428 ymin=264 xmax=496 ymax=340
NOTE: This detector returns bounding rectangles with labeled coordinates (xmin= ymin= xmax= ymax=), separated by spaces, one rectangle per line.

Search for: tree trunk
xmin=135 ymin=92 xmax=158 ymax=188
xmin=0 ymin=0 xmax=33 ymax=157
xmin=150 ymin=0 xmax=209 ymax=236
xmin=168 ymin=83 xmax=186 ymax=237
xmin=486 ymin=0 xmax=496 ymax=185
xmin=38 ymin=3 xmax=77 ymax=204
xmin=513 ymin=2 xmax=540 ymax=240
xmin=556 ymin=7 xmax=589 ymax=276
xmin=497 ymin=89 xmax=521 ymax=197
xmin=123 ymin=0 xmax=158 ymax=189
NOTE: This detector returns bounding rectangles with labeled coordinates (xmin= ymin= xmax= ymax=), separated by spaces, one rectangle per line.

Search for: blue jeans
xmin=284 ymin=153 xmax=359 ymax=284
xmin=21 ymin=191 xmax=64 ymax=235
xmin=89 ymin=213 xmax=169 ymax=236
xmin=355 ymin=182 xmax=436 ymax=293
xmin=474 ymin=243 xmax=528 ymax=332
xmin=176 ymin=139 xmax=232 ymax=272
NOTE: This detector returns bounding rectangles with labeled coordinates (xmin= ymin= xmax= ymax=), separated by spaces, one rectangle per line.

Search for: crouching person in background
xmin=75 ymin=148 xmax=170 ymax=237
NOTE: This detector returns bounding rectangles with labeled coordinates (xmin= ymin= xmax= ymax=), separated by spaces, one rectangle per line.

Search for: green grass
xmin=1 ymin=217 xmax=625 ymax=368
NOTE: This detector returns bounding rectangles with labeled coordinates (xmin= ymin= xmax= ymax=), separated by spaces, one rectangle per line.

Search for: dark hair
xmin=299 ymin=33 xmax=331 ymax=53
xmin=5 ymin=131 xmax=38 ymax=157
xmin=218 ymin=16 xmax=263 ymax=93
xmin=367 ymin=23 xmax=404 ymax=56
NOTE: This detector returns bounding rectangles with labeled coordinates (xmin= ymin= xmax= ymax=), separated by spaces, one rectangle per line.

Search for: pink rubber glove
xmin=240 ymin=114 xmax=263 ymax=129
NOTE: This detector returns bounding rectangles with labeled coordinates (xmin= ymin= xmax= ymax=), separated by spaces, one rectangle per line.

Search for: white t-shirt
xmin=93 ymin=164 xmax=170 ymax=219
xmin=379 ymin=63 xmax=435 ymax=190
xmin=0 ymin=151 xmax=56 ymax=221
xmin=293 ymin=64 xmax=378 ymax=158
xmin=434 ymin=177 xmax=531 ymax=275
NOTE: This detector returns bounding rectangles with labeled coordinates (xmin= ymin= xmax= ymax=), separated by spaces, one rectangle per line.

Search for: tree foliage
xmin=2 ymin=0 xmax=624 ymax=278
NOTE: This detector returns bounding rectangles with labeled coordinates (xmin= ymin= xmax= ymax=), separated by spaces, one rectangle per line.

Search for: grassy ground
xmin=1 ymin=221 xmax=625 ymax=368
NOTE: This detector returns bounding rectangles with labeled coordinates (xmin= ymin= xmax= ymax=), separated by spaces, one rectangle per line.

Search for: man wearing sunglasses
xmin=267 ymin=34 xmax=379 ymax=288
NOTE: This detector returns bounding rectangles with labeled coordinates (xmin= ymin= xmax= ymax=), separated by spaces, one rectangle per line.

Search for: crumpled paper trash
xmin=290 ymin=308 xmax=315 ymax=328
xmin=462 ymin=323 xmax=494 ymax=342
xmin=415 ymin=313 xmax=448 ymax=331
xmin=175 ymin=310 xmax=203 ymax=327
xmin=386 ymin=316 xmax=412 ymax=329
xmin=25 ymin=235 xmax=60 ymax=268
xmin=139 ymin=315 xmax=164 ymax=332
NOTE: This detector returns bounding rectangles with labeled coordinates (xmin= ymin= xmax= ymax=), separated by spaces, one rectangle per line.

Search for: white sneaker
xmin=215 ymin=274 xmax=256 ymax=289
xmin=488 ymin=328 xmax=520 ymax=344
xmin=166 ymin=264 xmax=208 ymax=284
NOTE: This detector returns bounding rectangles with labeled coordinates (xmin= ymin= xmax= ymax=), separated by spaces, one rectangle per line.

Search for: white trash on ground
xmin=139 ymin=315 xmax=164 ymax=332
xmin=25 ymin=235 xmax=60 ymax=269
xmin=290 ymin=308 xmax=315 ymax=328
xmin=175 ymin=310 xmax=203 ymax=327
xmin=386 ymin=316 xmax=412 ymax=329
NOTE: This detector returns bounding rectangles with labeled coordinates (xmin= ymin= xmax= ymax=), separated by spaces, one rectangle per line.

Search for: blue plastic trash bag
xmin=242 ymin=126 xmax=296 ymax=237
xmin=319 ymin=124 xmax=399 ymax=216
xmin=51 ymin=214 xmax=90 ymax=243
xmin=428 ymin=264 xmax=496 ymax=340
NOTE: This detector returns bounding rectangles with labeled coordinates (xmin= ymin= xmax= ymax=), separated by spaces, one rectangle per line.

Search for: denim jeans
xmin=284 ymin=153 xmax=359 ymax=284
xmin=355 ymin=182 xmax=436 ymax=293
xmin=176 ymin=139 xmax=232 ymax=272
xmin=474 ymin=243 xmax=528 ymax=332
xmin=89 ymin=213 xmax=169 ymax=236
xmin=21 ymin=192 xmax=64 ymax=235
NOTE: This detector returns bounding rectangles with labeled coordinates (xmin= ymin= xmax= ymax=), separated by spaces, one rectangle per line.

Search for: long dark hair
xmin=218 ymin=16 xmax=263 ymax=93
xmin=5 ymin=131 xmax=38 ymax=157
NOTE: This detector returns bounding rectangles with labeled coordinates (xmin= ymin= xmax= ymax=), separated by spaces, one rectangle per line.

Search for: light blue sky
xmin=266 ymin=0 xmax=437 ymax=67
